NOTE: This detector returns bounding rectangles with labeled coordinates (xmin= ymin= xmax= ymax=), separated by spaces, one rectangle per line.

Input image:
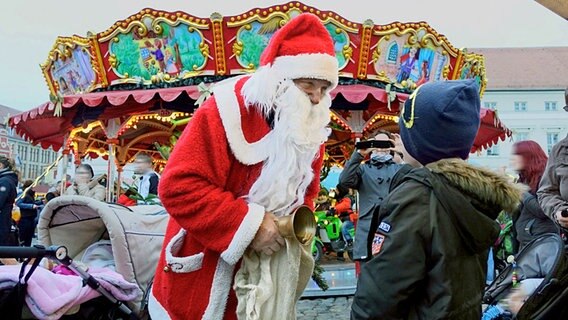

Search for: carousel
xmin=9 ymin=1 xmax=511 ymax=200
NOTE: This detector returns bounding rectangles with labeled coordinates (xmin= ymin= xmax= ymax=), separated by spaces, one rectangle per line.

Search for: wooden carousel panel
xmin=455 ymin=50 xmax=487 ymax=96
xmin=222 ymin=2 xmax=361 ymax=76
xmin=41 ymin=36 xmax=107 ymax=97
xmin=36 ymin=1 xmax=487 ymax=96
xmin=365 ymin=22 xmax=460 ymax=91
xmin=97 ymin=9 xmax=216 ymax=87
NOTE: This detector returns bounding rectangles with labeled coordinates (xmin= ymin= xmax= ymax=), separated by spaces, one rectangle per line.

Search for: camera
xmin=355 ymin=140 xmax=394 ymax=150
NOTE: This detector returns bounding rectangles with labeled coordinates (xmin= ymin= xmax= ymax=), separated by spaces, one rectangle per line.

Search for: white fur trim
xmin=165 ymin=229 xmax=205 ymax=273
xmin=214 ymin=78 xmax=273 ymax=165
xmin=221 ymin=203 xmax=265 ymax=265
xmin=202 ymin=259 xmax=236 ymax=320
xmin=148 ymin=290 xmax=172 ymax=320
xmin=271 ymin=53 xmax=339 ymax=88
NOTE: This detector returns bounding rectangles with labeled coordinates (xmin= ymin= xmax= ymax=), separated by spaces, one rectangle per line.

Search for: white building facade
xmin=468 ymin=48 xmax=568 ymax=172
xmin=471 ymin=90 xmax=567 ymax=170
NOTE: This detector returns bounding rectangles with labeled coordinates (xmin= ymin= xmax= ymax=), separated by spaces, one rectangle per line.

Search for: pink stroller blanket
xmin=0 ymin=265 xmax=140 ymax=320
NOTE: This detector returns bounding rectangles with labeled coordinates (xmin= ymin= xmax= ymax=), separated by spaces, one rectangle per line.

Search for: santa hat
xmin=242 ymin=13 xmax=338 ymax=111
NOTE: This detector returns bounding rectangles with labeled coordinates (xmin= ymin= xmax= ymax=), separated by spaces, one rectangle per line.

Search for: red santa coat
xmin=149 ymin=76 xmax=323 ymax=320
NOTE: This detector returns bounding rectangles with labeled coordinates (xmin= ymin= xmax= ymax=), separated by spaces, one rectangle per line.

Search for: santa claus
xmin=148 ymin=13 xmax=338 ymax=320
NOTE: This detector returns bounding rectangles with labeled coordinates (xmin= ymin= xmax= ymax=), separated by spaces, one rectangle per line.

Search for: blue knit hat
xmin=399 ymin=79 xmax=481 ymax=165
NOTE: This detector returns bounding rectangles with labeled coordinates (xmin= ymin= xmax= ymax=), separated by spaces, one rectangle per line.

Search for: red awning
xmin=9 ymin=84 xmax=511 ymax=152
xmin=472 ymin=108 xmax=512 ymax=153
xmin=330 ymin=84 xmax=408 ymax=104
xmin=10 ymin=86 xmax=202 ymax=125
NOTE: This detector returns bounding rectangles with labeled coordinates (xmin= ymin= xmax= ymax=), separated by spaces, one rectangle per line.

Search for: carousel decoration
xmin=9 ymin=2 xmax=510 ymax=200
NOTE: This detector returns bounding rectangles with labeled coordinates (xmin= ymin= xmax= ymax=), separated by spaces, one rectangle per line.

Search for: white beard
xmin=244 ymin=79 xmax=331 ymax=216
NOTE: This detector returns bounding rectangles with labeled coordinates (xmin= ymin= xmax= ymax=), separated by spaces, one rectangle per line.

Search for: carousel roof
xmin=8 ymin=1 xmax=510 ymax=165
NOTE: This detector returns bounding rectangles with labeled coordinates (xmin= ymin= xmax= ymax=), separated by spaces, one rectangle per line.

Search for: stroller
xmin=0 ymin=195 xmax=169 ymax=319
xmin=483 ymin=233 xmax=568 ymax=319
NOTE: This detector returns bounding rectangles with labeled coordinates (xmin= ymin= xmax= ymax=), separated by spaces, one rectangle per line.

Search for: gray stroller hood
xmin=484 ymin=233 xmax=568 ymax=319
xmin=37 ymin=195 xmax=169 ymax=315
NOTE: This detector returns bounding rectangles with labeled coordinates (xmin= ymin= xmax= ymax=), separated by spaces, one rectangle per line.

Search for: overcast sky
xmin=1 ymin=0 xmax=567 ymax=111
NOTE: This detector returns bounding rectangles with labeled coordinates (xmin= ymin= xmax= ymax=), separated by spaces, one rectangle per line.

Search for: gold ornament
xmin=402 ymin=85 xmax=422 ymax=129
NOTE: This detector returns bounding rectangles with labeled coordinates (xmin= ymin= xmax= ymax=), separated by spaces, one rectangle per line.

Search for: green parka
xmin=352 ymin=159 xmax=524 ymax=320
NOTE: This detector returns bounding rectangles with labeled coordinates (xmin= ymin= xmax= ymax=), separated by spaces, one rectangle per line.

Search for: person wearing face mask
xmin=65 ymin=164 xmax=106 ymax=201
xmin=338 ymin=130 xmax=403 ymax=264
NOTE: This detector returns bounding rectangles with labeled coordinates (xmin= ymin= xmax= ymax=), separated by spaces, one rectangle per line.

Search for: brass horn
xmin=275 ymin=206 xmax=316 ymax=245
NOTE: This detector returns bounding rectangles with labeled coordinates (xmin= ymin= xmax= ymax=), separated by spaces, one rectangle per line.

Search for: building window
xmin=547 ymin=133 xmax=559 ymax=154
xmin=514 ymin=101 xmax=527 ymax=112
xmin=486 ymin=145 xmax=500 ymax=156
xmin=483 ymin=102 xmax=497 ymax=110
xmin=514 ymin=132 xmax=529 ymax=142
xmin=545 ymin=101 xmax=557 ymax=111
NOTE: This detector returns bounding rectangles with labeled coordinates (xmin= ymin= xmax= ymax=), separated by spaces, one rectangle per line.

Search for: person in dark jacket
xmin=510 ymin=140 xmax=558 ymax=249
xmin=16 ymin=180 xmax=41 ymax=247
xmin=338 ymin=130 xmax=402 ymax=262
xmin=538 ymin=87 xmax=568 ymax=229
xmin=0 ymin=156 xmax=19 ymax=246
xmin=351 ymin=80 xmax=524 ymax=320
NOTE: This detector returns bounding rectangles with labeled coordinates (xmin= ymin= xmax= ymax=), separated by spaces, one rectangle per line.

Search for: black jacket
xmin=0 ymin=169 xmax=19 ymax=246
xmin=16 ymin=189 xmax=39 ymax=218
xmin=352 ymin=159 xmax=523 ymax=320
xmin=515 ymin=192 xmax=559 ymax=249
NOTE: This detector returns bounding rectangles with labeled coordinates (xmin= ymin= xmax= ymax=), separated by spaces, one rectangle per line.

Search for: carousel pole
xmin=60 ymin=134 xmax=70 ymax=195
xmin=105 ymin=118 xmax=121 ymax=202
xmin=106 ymin=140 xmax=118 ymax=202
xmin=346 ymin=110 xmax=366 ymax=218
xmin=116 ymin=165 xmax=123 ymax=199
xmin=351 ymin=132 xmax=363 ymax=216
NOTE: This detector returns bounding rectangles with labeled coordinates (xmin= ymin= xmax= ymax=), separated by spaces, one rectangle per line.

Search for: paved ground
xmin=297 ymin=296 xmax=353 ymax=320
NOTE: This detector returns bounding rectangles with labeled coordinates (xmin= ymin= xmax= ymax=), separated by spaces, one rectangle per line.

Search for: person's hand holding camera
xmin=555 ymin=208 xmax=568 ymax=228
xmin=358 ymin=147 xmax=377 ymax=156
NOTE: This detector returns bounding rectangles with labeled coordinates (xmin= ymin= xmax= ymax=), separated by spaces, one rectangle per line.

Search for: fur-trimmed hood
xmin=392 ymin=158 xmax=525 ymax=254
xmin=426 ymin=158 xmax=526 ymax=214
xmin=423 ymin=158 xmax=525 ymax=254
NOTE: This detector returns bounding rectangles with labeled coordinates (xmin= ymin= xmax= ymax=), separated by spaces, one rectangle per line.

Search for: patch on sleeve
xmin=0 ymin=186 xmax=5 ymax=192
xmin=371 ymin=233 xmax=386 ymax=255
xmin=378 ymin=221 xmax=391 ymax=233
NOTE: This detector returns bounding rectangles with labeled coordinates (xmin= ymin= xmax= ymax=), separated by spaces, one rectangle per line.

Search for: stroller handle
xmin=0 ymin=245 xmax=67 ymax=259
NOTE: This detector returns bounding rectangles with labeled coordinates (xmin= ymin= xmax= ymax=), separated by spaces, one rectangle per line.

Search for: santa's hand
xmin=250 ymin=212 xmax=285 ymax=255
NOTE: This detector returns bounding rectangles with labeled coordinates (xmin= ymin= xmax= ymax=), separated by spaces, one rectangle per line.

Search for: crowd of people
xmin=0 ymin=153 xmax=160 ymax=249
